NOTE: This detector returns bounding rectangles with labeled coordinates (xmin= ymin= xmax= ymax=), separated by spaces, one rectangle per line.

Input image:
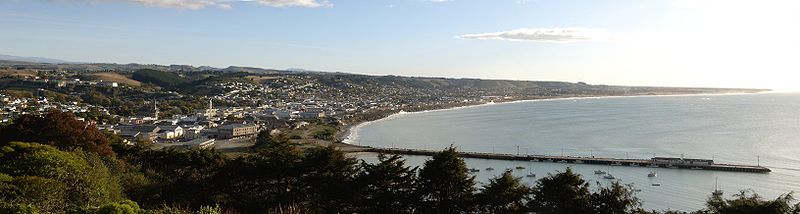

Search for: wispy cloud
xmin=79 ymin=0 xmax=330 ymax=9
xmin=459 ymin=28 xmax=612 ymax=42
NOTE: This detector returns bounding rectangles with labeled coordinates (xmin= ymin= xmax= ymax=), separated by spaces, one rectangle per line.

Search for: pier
xmin=355 ymin=147 xmax=771 ymax=173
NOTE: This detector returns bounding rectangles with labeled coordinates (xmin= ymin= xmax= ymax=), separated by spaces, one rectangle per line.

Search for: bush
xmin=97 ymin=200 xmax=141 ymax=214
xmin=0 ymin=202 xmax=37 ymax=214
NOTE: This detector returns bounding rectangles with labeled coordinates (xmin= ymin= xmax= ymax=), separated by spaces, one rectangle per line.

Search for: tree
xmin=418 ymin=146 xmax=476 ymax=214
xmin=0 ymin=142 xmax=123 ymax=212
xmin=217 ymin=136 xmax=305 ymax=213
xmin=704 ymin=189 xmax=799 ymax=214
xmin=355 ymin=154 xmax=420 ymax=214
xmin=0 ymin=109 xmax=113 ymax=155
xmin=476 ymin=170 xmax=531 ymax=214
xmin=528 ymin=167 xmax=591 ymax=214
xmin=300 ymin=145 xmax=360 ymax=213
xmin=591 ymin=181 xmax=643 ymax=214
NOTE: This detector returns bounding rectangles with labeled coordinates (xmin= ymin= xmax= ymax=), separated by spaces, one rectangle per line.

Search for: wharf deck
xmin=361 ymin=147 xmax=770 ymax=173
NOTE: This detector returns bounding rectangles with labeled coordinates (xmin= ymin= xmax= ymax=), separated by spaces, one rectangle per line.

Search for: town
xmin=0 ymin=61 xmax=768 ymax=152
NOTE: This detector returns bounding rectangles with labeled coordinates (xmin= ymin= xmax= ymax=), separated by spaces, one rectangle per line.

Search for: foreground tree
xmin=418 ymin=146 xmax=476 ymax=214
xmin=355 ymin=154 xmax=420 ymax=214
xmin=0 ymin=109 xmax=113 ymax=155
xmin=704 ymin=189 xmax=799 ymax=214
xmin=300 ymin=146 xmax=361 ymax=213
xmin=475 ymin=170 xmax=532 ymax=214
xmin=529 ymin=167 xmax=592 ymax=214
xmin=0 ymin=142 xmax=123 ymax=212
xmin=591 ymin=182 xmax=643 ymax=214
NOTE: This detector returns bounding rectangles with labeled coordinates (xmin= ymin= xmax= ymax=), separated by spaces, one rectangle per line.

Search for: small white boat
xmin=515 ymin=166 xmax=526 ymax=170
xmin=630 ymin=163 xmax=640 ymax=167
xmin=558 ymin=160 xmax=568 ymax=163
xmin=691 ymin=167 xmax=703 ymax=170
xmin=603 ymin=174 xmax=616 ymax=179
xmin=648 ymin=171 xmax=657 ymax=177
xmin=610 ymin=162 xmax=623 ymax=166
xmin=647 ymin=164 xmax=659 ymax=168
xmin=594 ymin=170 xmax=606 ymax=175
xmin=486 ymin=167 xmax=495 ymax=171
xmin=469 ymin=168 xmax=480 ymax=173
xmin=526 ymin=173 xmax=536 ymax=178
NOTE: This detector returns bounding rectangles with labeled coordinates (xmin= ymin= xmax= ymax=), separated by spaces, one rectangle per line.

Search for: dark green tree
xmin=217 ymin=136 xmax=305 ymax=213
xmin=476 ymin=170 xmax=531 ymax=214
xmin=355 ymin=154 xmax=420 ymax=214
xmin=528 ymin=167 xmax=591 ymax=214
xmin=300 ymin=145 xmax=360 ymax=213
xmin=418 ymin=146 xmax=476 ymax=214
xmin=591 ymin=181 xmax=643 ymax=214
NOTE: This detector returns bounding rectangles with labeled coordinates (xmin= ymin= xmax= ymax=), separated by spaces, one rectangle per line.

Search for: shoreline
xmin=338 ymin=91 xmax=768 ymax=145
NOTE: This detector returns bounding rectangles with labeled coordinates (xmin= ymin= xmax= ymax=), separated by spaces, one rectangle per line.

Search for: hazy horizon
xmin=1 ymin=0 xmax=798 ymax=91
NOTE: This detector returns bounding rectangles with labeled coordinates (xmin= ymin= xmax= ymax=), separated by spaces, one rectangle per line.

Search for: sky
xmin=0 ymin=0 xmax=798 ymax=91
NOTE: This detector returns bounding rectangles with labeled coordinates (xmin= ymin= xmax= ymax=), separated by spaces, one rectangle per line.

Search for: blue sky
xmin=1 ymin=0 xmax=798 ymax=90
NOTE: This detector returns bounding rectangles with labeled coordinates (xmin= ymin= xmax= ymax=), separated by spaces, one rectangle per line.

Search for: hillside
xmin=81 ymin=72 xmax=142 ymax=86
xmin=131 ymin=69 xmax=189 ymax=88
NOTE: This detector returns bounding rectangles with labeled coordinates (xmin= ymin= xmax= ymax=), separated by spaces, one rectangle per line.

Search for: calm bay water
xmin=348 ymin=93 xmax=800 ymax=211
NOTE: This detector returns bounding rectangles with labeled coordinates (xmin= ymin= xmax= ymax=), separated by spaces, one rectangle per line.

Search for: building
xmin=217 ymin=123 xmax=259 ymax=139
xmin=652 ymin=157 xmax=714 ymax=165
xmin=157 ymin=125 xmax=184 ymax=140
xmin=99 ymin=81 xmax=118 ymax=87
xmin=117 ymin=125 xmax=161 ymax=143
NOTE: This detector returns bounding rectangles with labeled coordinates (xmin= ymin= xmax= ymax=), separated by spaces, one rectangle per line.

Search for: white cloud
xmin=458 ymin=28 xmax=612 ymax=42
xmin=90 ymin=0 xmax=330 ymax=9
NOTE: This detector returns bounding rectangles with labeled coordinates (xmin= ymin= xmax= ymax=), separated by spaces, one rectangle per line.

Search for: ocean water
xmin=349 ymin=93 xmax=800 ymax=211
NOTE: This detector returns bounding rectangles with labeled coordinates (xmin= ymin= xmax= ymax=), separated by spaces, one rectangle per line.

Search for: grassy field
xmin=83 ymin=72 xmax=142 ymax=86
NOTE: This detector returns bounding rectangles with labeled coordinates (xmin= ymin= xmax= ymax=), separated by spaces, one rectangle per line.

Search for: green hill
xmin=131 ymin=69 xmax=189 ymax=88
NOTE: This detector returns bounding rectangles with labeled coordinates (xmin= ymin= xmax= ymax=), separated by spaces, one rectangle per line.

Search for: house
xmin=217 ymin=123 xmax=259 ymax=139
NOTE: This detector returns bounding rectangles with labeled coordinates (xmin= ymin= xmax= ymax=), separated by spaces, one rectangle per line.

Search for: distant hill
xmin=0 ymin=59 xmax=770 ymax=95
xmin=0 ymin=54 xmax=71 ymax=64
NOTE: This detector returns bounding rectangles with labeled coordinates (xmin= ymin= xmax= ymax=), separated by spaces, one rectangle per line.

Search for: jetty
xmin=354 ymin=147 xmax=771 ymax=173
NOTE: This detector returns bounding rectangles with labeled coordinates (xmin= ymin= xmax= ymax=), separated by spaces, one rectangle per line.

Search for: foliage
xmin=591 ymin=182 xmax=643 ymax=214
xmin=97 ymin=200 xmax=141 ymax=214
xmin=309 ymin=125 xmax=337 ymax=141
xmin=0 ymin=202 xmax=37 ymax=214
xmin=355 ymin=154 xmax=420 ymax=214
xmin=475 ymin=170 xmax=532 ymax=214
xmin=0 ymin=142 xmax=123 ymax=213
xmin=0 ymin=109 xmax=114 ymax=155
xmin=418 ymin=146 xmax=476 ymax=214
xmin=703 ymin=189 xmax=799 ymax=214
xmin=529 ymin=167 xmax=592 ymax=214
